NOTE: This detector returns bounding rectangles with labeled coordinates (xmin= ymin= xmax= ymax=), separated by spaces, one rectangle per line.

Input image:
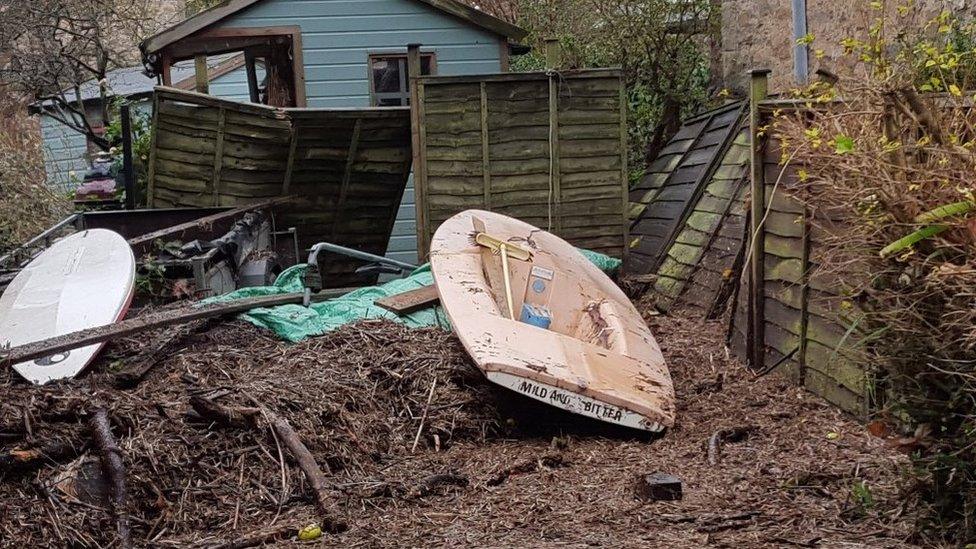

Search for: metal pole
xmin=748 ymin=68 xmax=771 ymax=371
xmin=120 ymin=104 xmax=135 ymax=210
xmin=791 ymin=0 xmax=809 ymax=85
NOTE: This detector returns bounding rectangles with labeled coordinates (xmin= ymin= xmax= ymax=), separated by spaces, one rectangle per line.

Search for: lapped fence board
xmin=627 ymin=101 xmax=747 ymax=274
xmin=415 ymin=69 xmax=628 ymax=260
xmin=147 ymin=86 xmax=413 ymax=287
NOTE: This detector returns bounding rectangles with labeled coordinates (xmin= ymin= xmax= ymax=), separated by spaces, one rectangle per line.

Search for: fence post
xmin=407 ymin=43 xmax=429 ymax=260
xmin=748 ymin=68 xmax=771 ymax=370
xmin=544 ymin=38 xmax=561 ymax=70
xmin=120 ymin=104 xmax=135 ymax=210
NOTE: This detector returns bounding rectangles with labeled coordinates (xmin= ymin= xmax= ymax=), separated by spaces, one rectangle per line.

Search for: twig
xmin=707 ymin=426 xmax=757 ymax=466
xmin=204 ymin=524 xmax=296 ymax=549
xmin=90 ymin=408 xmax=132 ymax=549
xmin=411 ymin=377 xmax=437 ymax=452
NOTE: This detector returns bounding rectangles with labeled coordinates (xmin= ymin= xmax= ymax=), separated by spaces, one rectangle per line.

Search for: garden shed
xmin=139 ymin=0 xmax=528 ymax=266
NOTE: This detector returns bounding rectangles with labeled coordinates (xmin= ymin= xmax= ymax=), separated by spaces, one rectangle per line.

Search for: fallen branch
xmin=190 ymin=396 xmax=345 ymax=532
xmin=263 ymin=411 xmax=336 ymax=518
xmin=707 ymin=426 xmax=757 ymax=466
xmin=204 ymin=523 xmax=297 ymax=549
xmin=487 ymin=453 xmax=566 ymax=486
xmin=189 ymin=396 xmax=260 ymax=429
xmin=408 ymin=473 xmax=469 ymax=498
xmin=0 ymin=440 xmax=84 ymax=474
xmin=90 ymin=408 xmax=132 ymax=549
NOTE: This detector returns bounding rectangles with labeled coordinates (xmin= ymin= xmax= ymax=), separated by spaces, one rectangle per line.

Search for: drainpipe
xmin=791 ymin=0 xmax=809 ymax=86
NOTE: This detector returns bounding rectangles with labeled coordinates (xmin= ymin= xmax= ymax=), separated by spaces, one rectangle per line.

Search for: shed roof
xmin=141 ymin=0 xmax=528 ymax=58
xmin=30 ymin=54 xmax=244 ymax=112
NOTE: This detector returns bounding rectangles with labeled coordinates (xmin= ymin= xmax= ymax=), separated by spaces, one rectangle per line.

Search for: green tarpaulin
xmin=208 ymin=250 xmax=621 ymax=342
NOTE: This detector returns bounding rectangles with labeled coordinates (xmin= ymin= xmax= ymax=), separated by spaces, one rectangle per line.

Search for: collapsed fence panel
xmin=650 ymin=125 xmax=751 ymax=315
xmin=146 ymin=87 xmax=413 ymax=287
xmin=414 ymin=69 xmax=629 ymax=260
xmin=729 ymin=133 xmax=871 ymax=417
xmin=627 ymin=102 xmax=746 ymax=274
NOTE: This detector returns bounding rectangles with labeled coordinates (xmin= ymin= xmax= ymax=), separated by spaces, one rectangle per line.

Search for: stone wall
xmin=720 ymin=0 xmax=974 ymax=95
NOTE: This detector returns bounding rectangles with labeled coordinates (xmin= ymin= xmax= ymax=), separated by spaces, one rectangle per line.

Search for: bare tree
xmin=0 ymin=0 xmax=182 ymax=151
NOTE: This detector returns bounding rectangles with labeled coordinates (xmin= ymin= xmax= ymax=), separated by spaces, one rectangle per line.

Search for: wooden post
xmin=120 ymin=104 xmax=135 ymax=210
xmin=480 ymin=81 xmax=491 ymax=210
xmin=145 ymin=94 xmax=161 ymax=207
xmin=544 ymin=38 xmax=561 ymax=70
xmin=244 ymin=50 xmax=260 ymax=103
xmin=748 ymin=68 xmax=771 ymax=371
xmin=619 ymin=74 xmax=629 ymax=263
xmin=798 ymin=203 xmax=811 ymax=386
xmin=160 ymin=55 xmax=173 ymax=87
xmin=547 ymin=67 xmax=561 ymax=233
xmin=407 ymin=43 xmax=429 ymax=259
xmin=194 ymin=54 xmax=209 ymax=94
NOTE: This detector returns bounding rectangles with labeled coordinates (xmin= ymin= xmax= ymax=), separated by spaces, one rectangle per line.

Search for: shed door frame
xmin=159 ymin=25 xmax=307 ymax=107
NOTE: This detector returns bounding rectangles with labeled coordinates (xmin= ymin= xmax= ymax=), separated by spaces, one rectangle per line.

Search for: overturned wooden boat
xmin=430 ymin=210 xmax=674 ymax=432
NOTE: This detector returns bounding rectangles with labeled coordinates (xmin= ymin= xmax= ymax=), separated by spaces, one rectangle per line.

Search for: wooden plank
xmin=374 ymin=285 xmax=440 ymax=315
xmin=0 ymin=289 xmax=355 ymax=368
xmin=481 ymin=81 xmax=491 ymax=210
xmin=210 ymin=107 xmax=227 ymax=206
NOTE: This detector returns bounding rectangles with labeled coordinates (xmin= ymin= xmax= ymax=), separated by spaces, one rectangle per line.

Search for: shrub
xmin=0 ymin=92 xmax=71 ymax=255
xmin=772 ymin=4 xmax=976 ymax=543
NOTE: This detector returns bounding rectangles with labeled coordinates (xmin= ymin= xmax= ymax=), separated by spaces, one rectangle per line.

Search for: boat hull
xmin=430 ymin=210 xmax=674 ymax=432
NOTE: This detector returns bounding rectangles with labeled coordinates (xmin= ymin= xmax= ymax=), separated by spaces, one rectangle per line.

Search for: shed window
xmin=369 ymin=54 xmax=435 ymax=106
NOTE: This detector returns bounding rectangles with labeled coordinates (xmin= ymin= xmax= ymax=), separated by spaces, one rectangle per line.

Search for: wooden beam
xmin=748 ymin=68 xmax=771 ymax=371
xmin=210 ymin=107 xmax=226 ymax=205
xmin=194 ymin=54 xmax=209 ymax=94
xmin=329 ymin=118 xmax=363 ymax=240
xmin=160 ymin=55 xmax=172 ymax=87
xmin=544 ymin=38 xmax=561 ymax=70
xmin=281 ymin=124 xmax=298 ymax=195
xmin=1 ymin=289 xmax=356 ymax=368
xmin=374 ymin=285 xmax=440 ymax=316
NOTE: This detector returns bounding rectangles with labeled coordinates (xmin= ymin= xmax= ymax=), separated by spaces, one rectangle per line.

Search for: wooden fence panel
xmin=415 ymin=69 xmax=629 ymax=260
xmin=627 ymin=102 xmax=746 ymax=274
xmin=147 ymin=87 xmax=413 ymax=287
